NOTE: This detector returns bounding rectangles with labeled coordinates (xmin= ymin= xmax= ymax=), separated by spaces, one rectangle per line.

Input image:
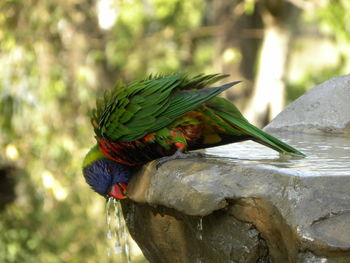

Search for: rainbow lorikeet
xmin=82 ymin=74 xmax=304 ymax=199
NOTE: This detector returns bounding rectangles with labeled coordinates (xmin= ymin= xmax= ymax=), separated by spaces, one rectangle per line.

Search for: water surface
xmin=205 ymin=133 xmax=350 ymax=176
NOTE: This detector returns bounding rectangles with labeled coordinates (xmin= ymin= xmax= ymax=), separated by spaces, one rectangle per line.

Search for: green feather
xmin=90 ymin=73 xmax=304 ymax=157
xmin=92 ymin=73 xmax=237 ymax=142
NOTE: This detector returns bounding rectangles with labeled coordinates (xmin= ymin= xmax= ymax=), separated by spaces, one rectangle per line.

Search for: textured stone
xmin=122 ymin=200 xmax=268 ymax=263
xmin=123 ymin=145 xmax=350 ymax=263
xmin=121 ymin=75 xmax=350 ymax=263
xmin=264 ymin=74 xmax=350 ymax=135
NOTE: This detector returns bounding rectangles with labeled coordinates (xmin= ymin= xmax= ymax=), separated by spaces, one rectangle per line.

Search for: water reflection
xmin=206 ymin=133 xmax=350 ymax=176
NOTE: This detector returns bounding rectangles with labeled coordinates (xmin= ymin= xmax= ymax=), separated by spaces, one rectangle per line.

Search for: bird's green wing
xmin=92 ymin=74 xmax=239 ymax=142
xmin=93 ymin=74 xmax=184 ymax=141
xmin=119 ymin=81 xmax=241 ymax=142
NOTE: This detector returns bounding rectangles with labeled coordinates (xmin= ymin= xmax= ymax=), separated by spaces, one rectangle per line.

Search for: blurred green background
xmin=1 ymin=0 xmax=350 ymax=262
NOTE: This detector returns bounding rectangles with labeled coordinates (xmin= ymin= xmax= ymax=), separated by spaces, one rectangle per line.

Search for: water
xmin=205 ymin=133 xmax=350 ymax=176
xmin=196 ymin=217 xmax=203 ymax=241
xmin=195 ymin=217 xmax=204 ymax=263
xmin=106 ymin=197 xmax=132 ymax=263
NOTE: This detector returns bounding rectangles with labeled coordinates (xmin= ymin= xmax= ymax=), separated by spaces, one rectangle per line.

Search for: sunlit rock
xmin=121 ymin=75 xmax=350 ymax=263
xmin=265 ymin=74 xmax=350 ymax=135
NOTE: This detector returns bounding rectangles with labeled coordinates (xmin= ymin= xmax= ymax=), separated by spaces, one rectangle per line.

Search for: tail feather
xmin=213 ymin=110 xmax=305 ymax=157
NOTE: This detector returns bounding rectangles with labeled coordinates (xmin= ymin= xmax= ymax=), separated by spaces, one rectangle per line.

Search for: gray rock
xmin=121 ymin=75 xmax=350 ymax=263
xmin=264 ymin=74 xmax=350 ymax=135
xmin=122 ymin=132 xmax=350 ymax=262
xmin=122 ymin=199 xmax=269 ymax=263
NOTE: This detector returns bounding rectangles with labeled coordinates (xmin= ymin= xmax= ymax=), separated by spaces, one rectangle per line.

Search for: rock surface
xmin=121 ymin=75 xmax=350 ymax=263
xmin=264 ymin=74 xmax=350 ymax=135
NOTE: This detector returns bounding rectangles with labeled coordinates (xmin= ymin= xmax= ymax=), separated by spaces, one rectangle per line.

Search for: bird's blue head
xmin=82 ymin=145 xmax=131 ymax=199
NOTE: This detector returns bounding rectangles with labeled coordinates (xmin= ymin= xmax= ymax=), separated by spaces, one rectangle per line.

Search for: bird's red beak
xmin=108 ymin=183 xmax=128 ymax=199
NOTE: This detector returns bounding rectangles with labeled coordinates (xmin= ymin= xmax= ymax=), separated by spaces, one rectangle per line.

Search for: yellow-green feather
xmin=82 ymin=145 xmax=106 ymax=168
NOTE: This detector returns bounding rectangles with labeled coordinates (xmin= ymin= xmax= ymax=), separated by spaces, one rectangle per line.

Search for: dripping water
xmin=196 ymin=217 xmax=203 ymax=241
xmin=106 ymin=197 xmax=132 ymax=262
xmin=113 ymin=199 xmax=131 ymax=263
xmin=196 ymin=217 xmax=203 ymax=263
xmin=106 ymin=197 xmax=113 ymax=257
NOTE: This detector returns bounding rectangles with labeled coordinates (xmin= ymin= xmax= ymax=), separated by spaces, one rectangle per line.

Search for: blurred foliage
xmin=286 ymin=0 xmax=350 ymax=100
xmin=0 ymin=0 xmax=350 ymax=262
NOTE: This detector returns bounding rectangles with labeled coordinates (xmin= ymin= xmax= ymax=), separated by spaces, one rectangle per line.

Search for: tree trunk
xmin=244 ymin=1 xmax=301 ymax=127
xmin=210 ymin=0 xmax=263 ymax=108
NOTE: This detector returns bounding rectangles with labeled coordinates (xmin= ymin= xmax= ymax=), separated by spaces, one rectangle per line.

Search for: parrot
xmin=82 ymin=73 xmax=305 ymax=199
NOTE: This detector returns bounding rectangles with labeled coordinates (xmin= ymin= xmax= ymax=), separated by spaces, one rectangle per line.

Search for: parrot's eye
xmin=107 ymin=168 xmax=113 ymax=174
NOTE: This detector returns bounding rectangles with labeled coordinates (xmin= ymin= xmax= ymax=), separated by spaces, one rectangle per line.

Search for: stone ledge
xmin=126 ymin=157 xmax=350 ymax=256
xmin=122 ymin=75 xmax=350 ymax=263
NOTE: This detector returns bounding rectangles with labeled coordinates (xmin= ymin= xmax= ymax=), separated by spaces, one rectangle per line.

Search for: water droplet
xmin=105 ymin=198 xmax=133 ymax=262
xmin=113 ymin=199 xmax=132 ymax=263
xmin=196 ymin=217 xmax=203 ymax=240
xmin=106 ymin=197 xmax=114 ymax=257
